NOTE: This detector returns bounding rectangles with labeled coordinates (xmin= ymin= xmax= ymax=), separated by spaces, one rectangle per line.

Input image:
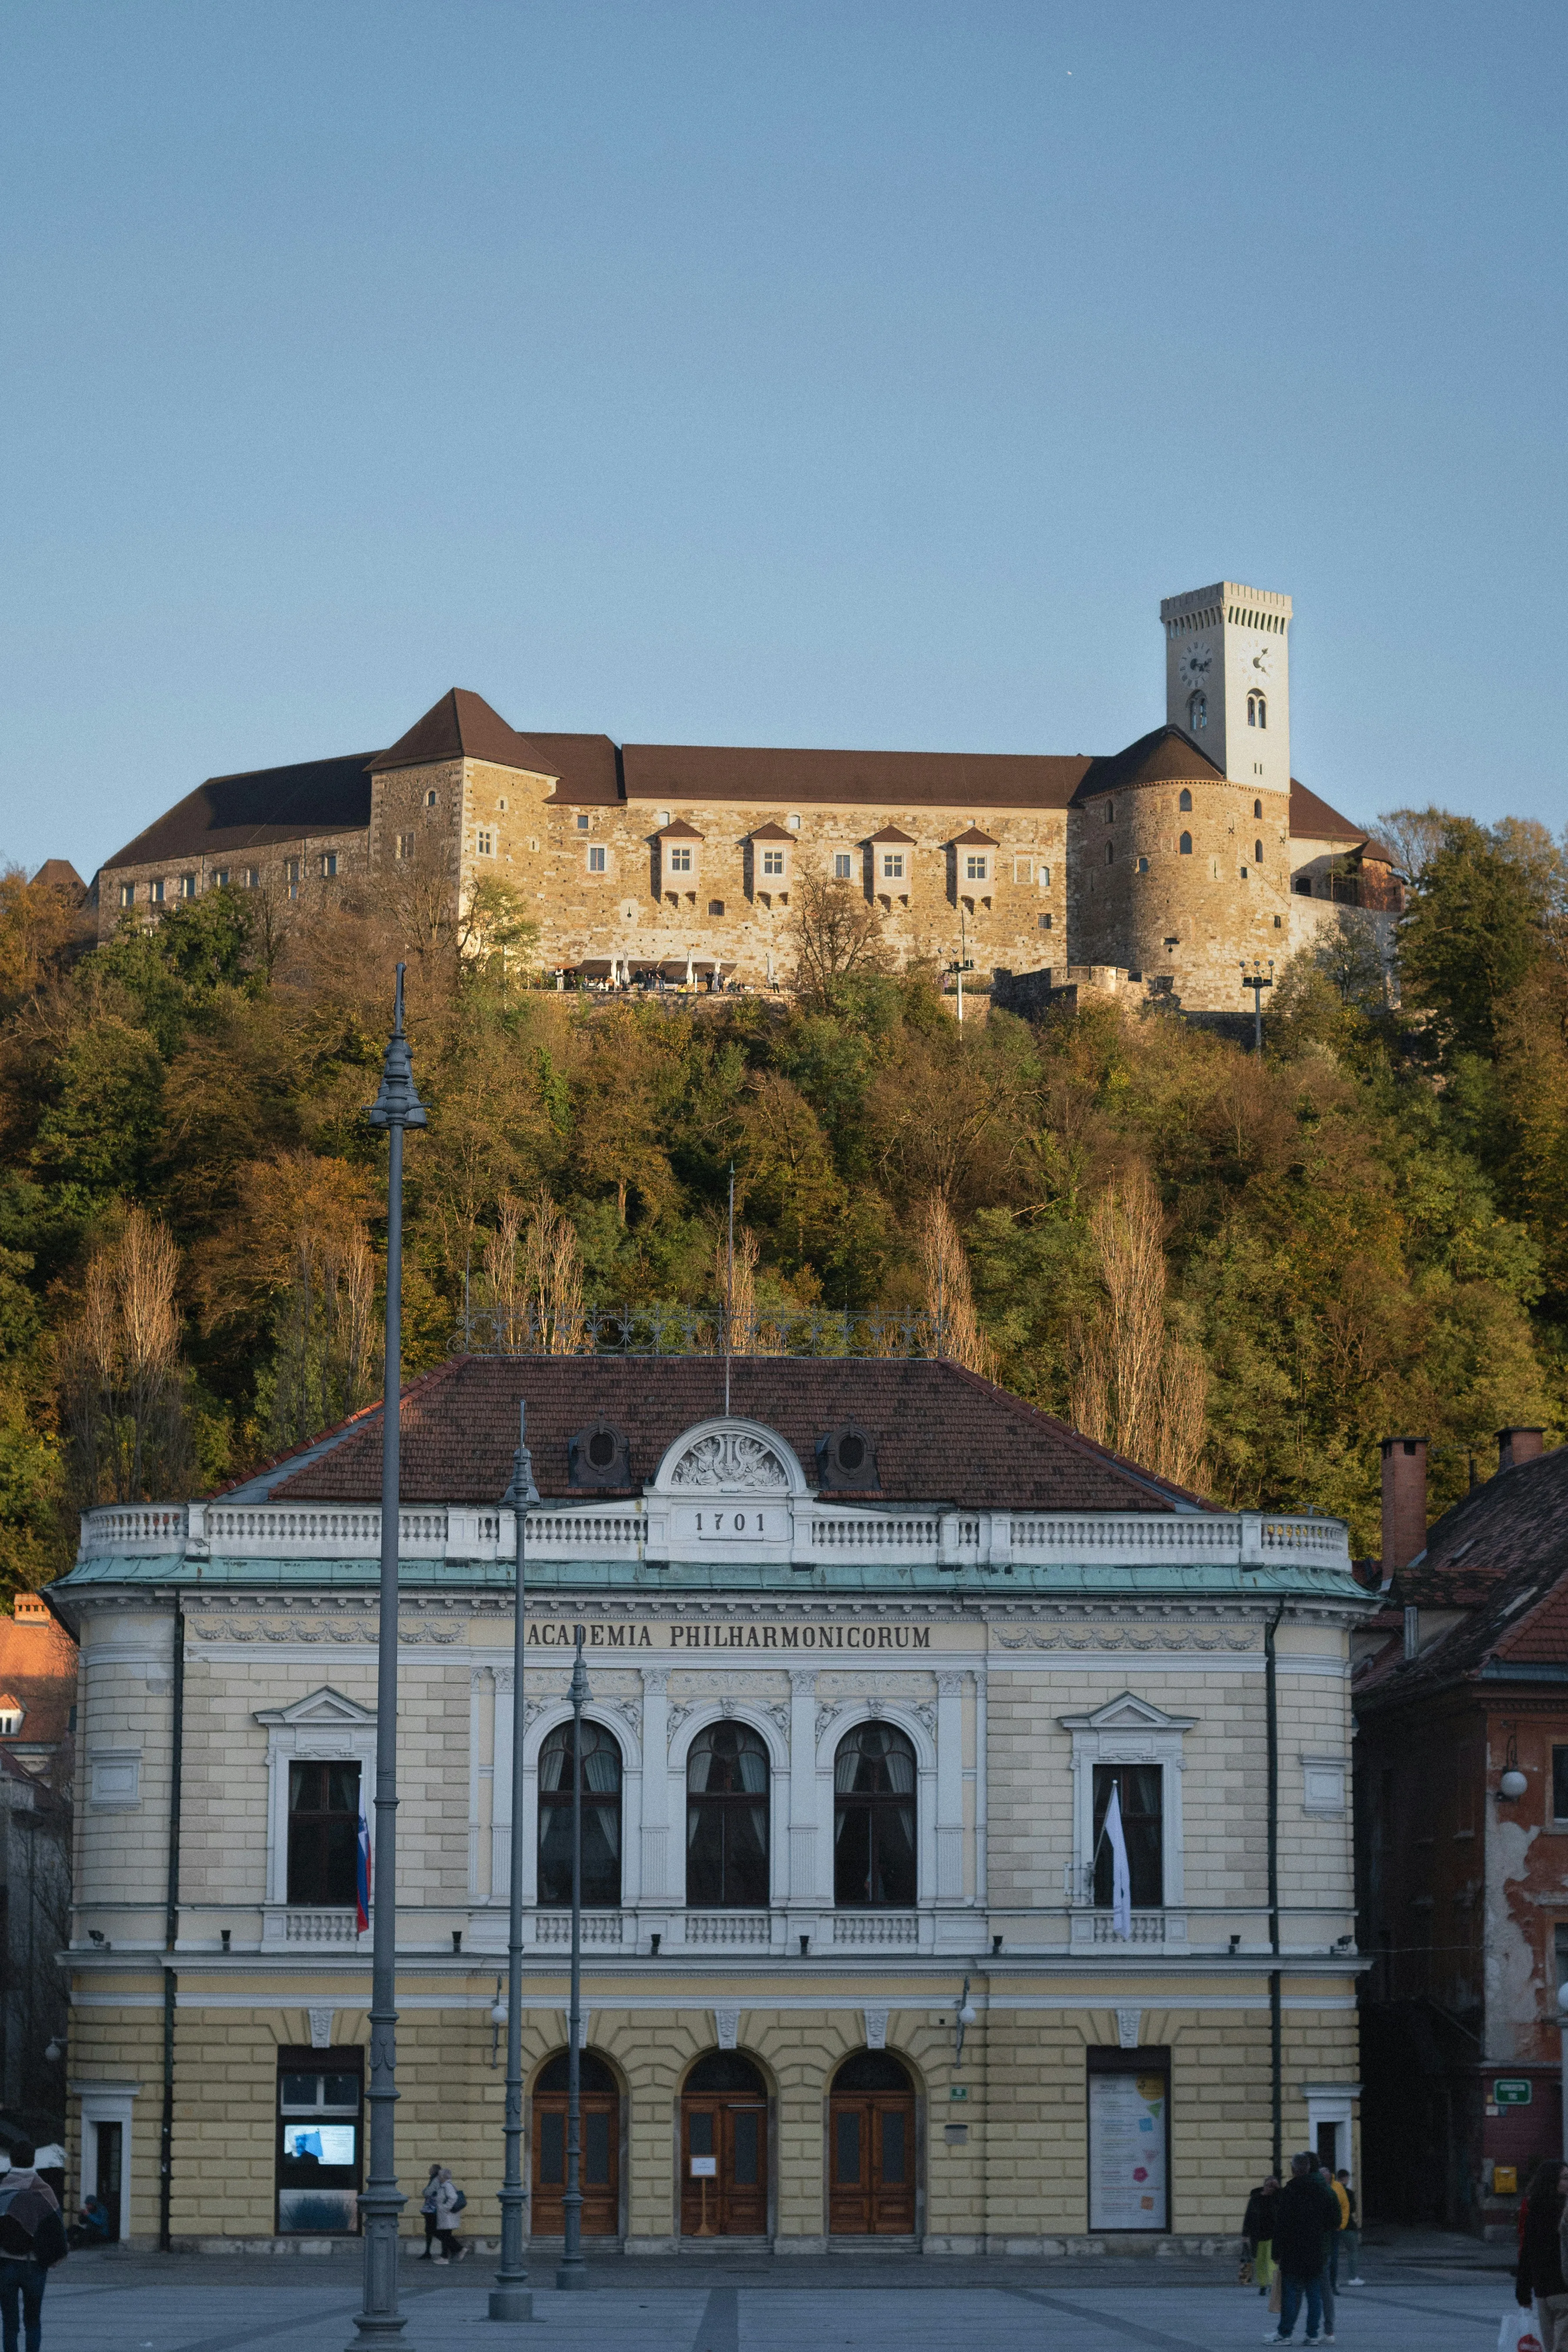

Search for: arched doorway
xmin=680 ymin=2051 xmax=769 ymax=2237
xmin=829 ymin=2050 xmax=916 ymax=2235
xmin=531 ymin=2050 xmax=620 ymax=2237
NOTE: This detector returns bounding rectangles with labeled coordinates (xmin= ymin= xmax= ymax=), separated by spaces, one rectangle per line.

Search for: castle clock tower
xmin=1160 ymin=581 xmax=1292 ymax=794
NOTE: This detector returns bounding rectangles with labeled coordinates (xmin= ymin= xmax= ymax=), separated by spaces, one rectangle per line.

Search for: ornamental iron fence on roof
xmin=450 ymin=1302 xmax=947 ymax=1361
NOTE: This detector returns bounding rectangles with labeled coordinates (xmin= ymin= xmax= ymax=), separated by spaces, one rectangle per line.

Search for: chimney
xmin=1380 ymin=1436 xmax=1428 ymax=1581
xmin=1498 ymin=1428 xmax=1545 ymax=1473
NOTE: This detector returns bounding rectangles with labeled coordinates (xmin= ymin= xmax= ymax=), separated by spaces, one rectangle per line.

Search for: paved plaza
xmin=27 ymin=2238 xmax=1521 ymax=2352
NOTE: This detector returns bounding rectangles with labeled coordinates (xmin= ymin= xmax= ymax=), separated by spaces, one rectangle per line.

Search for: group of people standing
xmin=1243 ymin=2153 xmax=1362 ymax=2345
xmin=416 ymin=2165 xmax=469 ymax=2264
xmin=1514 ymin=2156 xmax=1568 ymax=2349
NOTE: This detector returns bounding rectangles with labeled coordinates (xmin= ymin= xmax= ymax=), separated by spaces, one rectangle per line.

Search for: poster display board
xmin=1088 ymin=2061 xmax=1169 ymax=2231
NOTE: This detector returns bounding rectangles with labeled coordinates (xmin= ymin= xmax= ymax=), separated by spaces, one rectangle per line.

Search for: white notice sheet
xmin=1087 ymin=2069 xmax=1167 ymax=2230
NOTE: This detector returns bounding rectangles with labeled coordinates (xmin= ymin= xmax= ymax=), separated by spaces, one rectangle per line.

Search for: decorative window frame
xmin=254 ymin=1688 xmax=377 ymax=1908
xmin=812 ymin=1699 xmax=937 ymax=1912
xmin=671 ymin=1704 xmax=789 ymax=1909
xmin=510 ymin=1701 xmax=643 ymax=1910
xmin=1058 ymin=1692 xmax=1196 ymax=1911
xmin=73 ymin=2079 xmax=140 ymax=2243
xmin=88 ymin=1748 xmax=141 ymax=1809
xmin=1301 ymin=1753 xmax=1347 ymax=1817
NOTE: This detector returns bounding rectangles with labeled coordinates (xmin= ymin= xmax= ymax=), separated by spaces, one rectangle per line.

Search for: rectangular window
xmin=476 ymin=831 xmax=492 ymax=858
xmin=320 ymin=851 xmax=338 ymax=877
xmin=1092 ymin=1763 xmax=1163 ymax=1908
xmin=119 ymin=882 xmax=134 ymax=908
xmin=762 ymin=850 xmax=784 ymax=876
xmin=286 ymin=1759 xmax=359 ymax=1905
xmin=668 ymin=847 xmax=692 ymax=873
xmin=1013 ymin=856 xmax=1033 ymax=884
xmin=150 ymin=879 xmax=164 ymax=904
xmin=1556 ymin=1922 xmax=1568 ymax=1996
xmin=1086 ymin=2046 xmax=1171 ymax=2232
xmin=1041 ymin=864 xmax=1051 ymax=886
xmin=588 ymin=845 xmax=607 ymax=873
xmin=1554 ymin=1748 xmax=1568 ymax=1822
xmin=576 ymin=813 xmax=591 ymax=831
xmin=833 ymin=853 xmax=852 ymax=880
xmin=277 ymin=2048 xmax=362 ymax=2235
xmin=243 ymin=866 xmax=260 ymax=889
xmin=213 ymin=869 xmax=230 ymax=889
xmin=179 ymin=874 xmax=196 ymax=900
xmin=395 ymin=834 xmax=413 ymax=861
xmin=882 ymin=854 xmax=904 ymax=881
xmin=284 ymin=858 xmax=301 ymax=884
xmin=966 ymin=855 xmax=988 ymax=881
xmin=1038 ymin=912 xmax=1053 ymax=931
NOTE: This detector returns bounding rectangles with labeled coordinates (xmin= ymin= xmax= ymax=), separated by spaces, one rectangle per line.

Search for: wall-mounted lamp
xmin=954 ymin=1976 xmax=978 ymax=2068
xmin=1500 ymin=1732 xmax=1528 ymax=1802
xmin=43 ymin=2038 xmax=61 ymax=2065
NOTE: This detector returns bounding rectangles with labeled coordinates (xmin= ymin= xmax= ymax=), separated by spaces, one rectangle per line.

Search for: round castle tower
xmin=1066 ymin=583 xmax=1296 ymax=1013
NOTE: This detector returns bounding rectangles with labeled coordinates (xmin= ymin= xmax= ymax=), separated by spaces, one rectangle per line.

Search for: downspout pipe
xmin=1266 ymin=1600 xmax=1284 ymax=2182
xmin=160 ymin=1601 xmax=185 ymax=2254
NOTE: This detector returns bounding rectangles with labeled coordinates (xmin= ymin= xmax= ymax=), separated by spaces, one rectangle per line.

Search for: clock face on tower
xmin=1178 ymin=643 xmax=1213 ymax=691
xmin=1242 ymin=643 xmax=1274 ymax=681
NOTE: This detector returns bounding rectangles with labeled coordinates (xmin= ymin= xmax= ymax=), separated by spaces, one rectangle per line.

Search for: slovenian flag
xmin=356 ymin=1784 xmax=371 ymax=1933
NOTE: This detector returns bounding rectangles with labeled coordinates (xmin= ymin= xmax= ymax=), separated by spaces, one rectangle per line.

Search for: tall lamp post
xmin=490 ymin=1407 xmax=538 ymax=2323
xmin=1240 ymin=958 xmax=1274 ymax=1053
xmin=351 ymin=964 xmax=425 ymax=2352
xmin=557 ymin=1627 xmax=591 ymax=2290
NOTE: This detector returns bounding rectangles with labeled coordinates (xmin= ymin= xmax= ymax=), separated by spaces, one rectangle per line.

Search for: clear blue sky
xmin=4 ymin=0 xmax=1564 ymax=880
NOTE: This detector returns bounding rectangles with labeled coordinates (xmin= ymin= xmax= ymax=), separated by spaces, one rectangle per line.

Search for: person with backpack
xmin=430 ymin=2168 xmax=467 ymax=2263
xmin=416 ymin=2165 xmax=441 ymax=2259
xmin=1516 ymin=2158 xmax=1568 ymax=2352
xmin=0 ymin=2139 xmax=68 ymax=2352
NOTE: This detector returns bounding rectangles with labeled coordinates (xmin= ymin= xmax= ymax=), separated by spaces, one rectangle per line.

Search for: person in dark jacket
xmin=1244 ymin=2177 xmax=1280 ymax=2294
xmin=1517 ymin=2159 xmax=1568 ymax=2351
xmin=1264 ymin=2152 xmax=1339 ymax=2345
xmin=0 ymin=2140 xmax=67 ymax=2352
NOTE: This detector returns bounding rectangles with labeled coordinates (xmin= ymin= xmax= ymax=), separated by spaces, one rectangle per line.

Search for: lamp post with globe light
xmin=489 ymin=1405 xmax=537 ymax=2323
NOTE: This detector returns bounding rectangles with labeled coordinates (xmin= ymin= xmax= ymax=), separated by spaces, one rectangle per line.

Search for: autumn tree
xmin=786 ymin=874 xmax=891 ymax=1008
xmin=54 ymin=1207 xmax=192 ymax=1505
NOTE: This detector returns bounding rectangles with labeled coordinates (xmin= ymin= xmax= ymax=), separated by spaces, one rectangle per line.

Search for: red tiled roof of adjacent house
xmin=266 ymin=1357 xmax=1206 ymax=1513
xmin=1354 ymin=1444 xmax=1568 ymax=1707
xmin=0 ymin=1614 xmax=77 ymax=1752
xmin=101 ymin=752 xmax=379 ymax=872
xmin=369 ymin=690 xmax=558 ymax=779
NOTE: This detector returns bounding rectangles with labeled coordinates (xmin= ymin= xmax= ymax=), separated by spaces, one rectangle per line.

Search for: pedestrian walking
xmin=1310 ymin=2153 xmax=1338 ymax=2340
xmin=1244 ymin=2176 xmax=1280 ymax=2295
xmin=1516 ymin=2157 xmax=1568 ymax=2352
xmin=0 ymin=2140 xmax=68 ymax=2352
xmin=417 ymin=2164 xmax=441 ymax=2259
xmin=1334 ymin=2169 xmax=1363 ymax=2285
xmin=1263 ymin=2150 xmax=1340 ymax=2346
xmin=430 ymin=2167 xmax=468 ymax=2264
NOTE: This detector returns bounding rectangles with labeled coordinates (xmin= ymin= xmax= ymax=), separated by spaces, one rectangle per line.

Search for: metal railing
xmin=451 ymin=1302 xmax=946 ymax=1360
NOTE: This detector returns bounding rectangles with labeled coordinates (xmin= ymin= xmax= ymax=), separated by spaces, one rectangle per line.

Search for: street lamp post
xmin=490 ymin=1405 xmax=538 ymax=2323
xmin=1240 ymin=958 xmax=1274 ymax=1053
xmin=556 ymin=1627 xmax=591 ymax=2291
xmin=351 ymin=964 xmax=426 ymax=2352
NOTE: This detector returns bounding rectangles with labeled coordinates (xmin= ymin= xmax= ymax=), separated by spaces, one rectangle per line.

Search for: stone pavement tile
xmin=736 ymin=2290 xmax=1079 ymax=2352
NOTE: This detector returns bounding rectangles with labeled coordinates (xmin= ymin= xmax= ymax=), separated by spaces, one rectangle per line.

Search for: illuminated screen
xmin=282 ymin=2125 xmax=356 ymax=2166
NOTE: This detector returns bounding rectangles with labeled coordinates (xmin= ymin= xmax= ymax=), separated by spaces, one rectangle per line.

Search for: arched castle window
xmin=1254 ymin=799 xmax=1263 ymax=819
xmin=1105 ymin=841 xmax=1114 ymax=864
xmin=1178 ymin=789 xmax=1192 ymax=813
xmin=1248 ymin=692 xmax=1267 ymax=729
xmin=1188 ymin=693 xmax=1207 ymax=732
xmin=1179 ymin=833 xmax=1192 ymax=856
xmin=1254 ymin=840 xmax=1263 ymax=863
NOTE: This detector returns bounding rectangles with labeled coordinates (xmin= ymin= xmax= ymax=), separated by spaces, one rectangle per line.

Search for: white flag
xmin=1105 ymin=1780 xmax=1132 ymax=1941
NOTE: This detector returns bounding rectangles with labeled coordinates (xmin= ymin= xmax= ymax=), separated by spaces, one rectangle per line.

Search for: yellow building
xmin=55 ymin=1356 xmax=1366 ymax=2254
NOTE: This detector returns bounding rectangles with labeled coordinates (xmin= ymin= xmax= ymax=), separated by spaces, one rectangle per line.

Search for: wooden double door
xmin=829 ymin=2089 xmax=916 ymax=2233
xmin=531 ymin=2052 xmax=620 ymax=2236
xmin=680 ymin=2095 xmax=768 ymax=2236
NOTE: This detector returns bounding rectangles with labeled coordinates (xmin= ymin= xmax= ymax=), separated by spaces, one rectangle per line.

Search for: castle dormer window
xmin=1178 ymin=788 xmax=1193 ymax=813
xmin=1188 ymin=692 xmax=1207 ymax=731
xmin=668 ymin=846 xmax=692 ymax=873
xmin=1179 ymin=832 xmax=1192 ymax=856
xmin=883 ymin=853 xmax=904 ymax=881
xmin=569 ymin=1421 xmax=632 ymax=1488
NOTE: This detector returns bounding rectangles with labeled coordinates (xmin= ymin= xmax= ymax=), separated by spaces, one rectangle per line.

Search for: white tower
xmin=1160 ymin=581 xmax=1292 ymax=795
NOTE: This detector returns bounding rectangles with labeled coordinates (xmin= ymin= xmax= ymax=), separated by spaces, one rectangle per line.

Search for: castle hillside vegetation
xmin=2 ymin=807 xmax=1565 ymax=1584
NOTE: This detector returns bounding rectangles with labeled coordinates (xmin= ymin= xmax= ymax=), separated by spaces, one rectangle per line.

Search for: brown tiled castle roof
xmin=1288 ymin=780 xmax=1368 ymax=844
xmin=101 ymin=752 xmax=378 ymax=872
xmin=867 ymin=824 xmax=916 ymax=845
xmin=370 ymin=689 xmax=557 ymax=779
xmin=654 ymin=818 xmax=705 ymax=840
xmin=951 ymin=825 xmax=1000 ymax=847
xmin=1070 ymin=727 xmax=1225 ymax=803
xmin=264 ymin=1356 xmax=1204 ymax=1513
xmin=747 ymin=822 xmax=794 ymax=842
xmin=30 ymin=861 xmax=86 ymax=902
xmin=622 ymin=743 xmax=1094 ymax=813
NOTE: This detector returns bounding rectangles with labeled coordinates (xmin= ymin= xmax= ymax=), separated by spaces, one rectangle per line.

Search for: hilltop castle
xmin=90 ymin=582 xmax=1399 ymax=1012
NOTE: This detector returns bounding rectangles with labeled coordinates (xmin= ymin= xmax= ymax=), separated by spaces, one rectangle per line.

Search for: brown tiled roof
xmin=622 ymin=743 xmax=1093 ymax=813
xmin=951 ymin=826 xmax=1000 ymax=847
xmin=1288 ymin=779 xmax=1367 ymax=845
xmin=654 ymin=819 xmax=705 ymax=840
xmin=0 ymin=1615 xmax=77 ymax=1751
xmin=102 ymin=753 xmax=378 ymax=873
xmin=266 ymin=1357 xmax=1204 ymax=1513
xmin=30 ymin=861 xmax=86 ymax=902
xmin=1354 ymin=1445 xmax=1568 ymax=1706
xmin=868 ymin=824 xmax=916 ymax=844
xmin=370 ymin=689 xmax=558 ymax=778
xmin=529 ymin=733 xmax=624 ymax=805
xmin=747 ymin=822 xmax=794 ymax=841
xmin=1071 ymin=727 xmax=1225 ymax=803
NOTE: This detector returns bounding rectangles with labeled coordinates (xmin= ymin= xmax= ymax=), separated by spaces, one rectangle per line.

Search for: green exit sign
xmin=1495 ymin=2079 xmax=1533 ymax=2105
xmin=949 ymin=2086 xmax=969 ymax=2101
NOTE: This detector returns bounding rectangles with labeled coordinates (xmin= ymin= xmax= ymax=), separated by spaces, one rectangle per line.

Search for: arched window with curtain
xmin=834 ymin=1723 xmax=917 ymax=1907
xmin=538 ymin=1720 xmax=622 ymax=1907
xmin=1187 ymin=692 xmax=1206 ymax=731
xmin=687 ymin=1722 xmax=770 ymax=1906
xmin=1178 ymin=788 xmax=1192 ymax=812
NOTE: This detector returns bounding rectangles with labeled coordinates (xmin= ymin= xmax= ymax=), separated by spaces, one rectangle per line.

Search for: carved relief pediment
xmin=671 ymin=1431 xmax=790 ymax=1492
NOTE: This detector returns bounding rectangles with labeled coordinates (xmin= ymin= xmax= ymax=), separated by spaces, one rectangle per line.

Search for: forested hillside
xmin=2 ymin=807 xmax=1565 ymax=1585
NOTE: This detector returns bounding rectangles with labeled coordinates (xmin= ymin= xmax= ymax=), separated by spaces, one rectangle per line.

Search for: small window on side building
xmin=833 ymin=853 xmax=852 ymax=880
xmin=1552 ymin=1748 xmax=1568 ymax=1821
